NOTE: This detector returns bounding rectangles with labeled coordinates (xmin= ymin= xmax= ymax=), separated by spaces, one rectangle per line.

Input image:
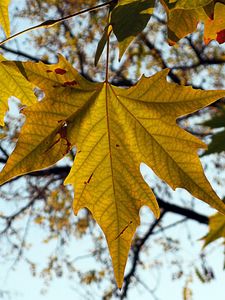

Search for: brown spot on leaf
xmin=55 ymin=68 xmax=67 ymax=75
xmin=46 ymin=70 xmax=53 ymax=73
xmin=216 ymin=29 xmax=225 ymax=44
xmin=116 ymin=144 xmax=120 ymax=148
xmin=87 ymin=173 xmax=93 ymax=184
xmin=62 ymin=80 xmax=77 ymax=87
xmin=84 ymin=173 xmax=93 ymax=185
xmin=44 ymin=121 xmax=71 ymax=154
xmin=19 ymin=106 xmax=26 ymax=114
xmin=114 ymin=221 xmax=133 ymax=241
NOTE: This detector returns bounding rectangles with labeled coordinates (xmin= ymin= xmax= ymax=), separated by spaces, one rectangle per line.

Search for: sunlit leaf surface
xmin=1 ymin=56 xmax=225 ymax=287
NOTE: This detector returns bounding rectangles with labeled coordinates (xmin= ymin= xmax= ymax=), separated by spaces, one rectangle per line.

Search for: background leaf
xmin=111 ymin=0 xmax=155 ymax=59
xmin=202 ymin=107 xmax=225 ymax=155
xmin=0 ymin=0 xmax=10 ymax=37
xmin=175 ymin=0 xmax=212 ymax=9
xmin=167 ymin=9 xmax=198 ymax=44
xmin=203 ymin=2 xmax=225 ymax=44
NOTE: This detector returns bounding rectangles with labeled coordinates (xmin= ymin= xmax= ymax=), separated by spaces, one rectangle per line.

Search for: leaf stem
xmin=105 ymin=33 xmax=110 ymax=83
xmin=105 ymin=13 xmax=112 ymax=83
xmin=0 ymin=1 xmax=114 ymax=47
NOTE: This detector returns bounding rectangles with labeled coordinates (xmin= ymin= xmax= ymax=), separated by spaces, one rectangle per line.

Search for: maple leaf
xmin=1 ymin=56 xmax=225 ymax=287
xmin=161 ymin=0 xmax=225 ymax=44
xmin=202 ymin=212 xmax=225 ymax=247
xmin=0 ymin=56 xmax=36 ymax=126
xmin=0 ymin=0 xmax=10 ymax=37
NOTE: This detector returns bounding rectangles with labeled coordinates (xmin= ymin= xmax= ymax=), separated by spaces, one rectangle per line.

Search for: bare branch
xmin=156 ymin=197 xmax=208 ymax=225
xmin=0 ymin=45 xmax=49 ymax=63
xmin=0 ymin=1 xmax=114 ymax=47
xmin=120 ymin=211 xmax=166 ymax=299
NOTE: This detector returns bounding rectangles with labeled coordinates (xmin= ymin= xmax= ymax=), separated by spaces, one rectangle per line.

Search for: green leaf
xmin=111 ymin=0 xmax=155 ymax=59
xmin=95 ymin=25 xmax=112 ymax=66
xmin=204 ymin=131 xmax=225 ymax=155
xmin=203 ymin=108 xmax=225 ymax=128
xmin=202 ymin=107 xmax=225 ymax=155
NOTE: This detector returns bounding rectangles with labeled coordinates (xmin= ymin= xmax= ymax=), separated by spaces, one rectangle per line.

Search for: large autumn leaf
xmin=1 ymin=56 xmax=225 ymax=287
xmin=0 ymin=55 xmax=36 ymax=126
xmin=0 ymin=0 xmax=10 ymax=37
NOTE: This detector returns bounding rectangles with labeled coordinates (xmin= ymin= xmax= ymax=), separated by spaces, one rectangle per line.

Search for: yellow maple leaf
xmin=0 ymin=0 xmax=10 ymax=37
xmin=0 ymin=56 xmax=36 ymax=126
xmin=1 ymin=56 xmax=225 ymax=287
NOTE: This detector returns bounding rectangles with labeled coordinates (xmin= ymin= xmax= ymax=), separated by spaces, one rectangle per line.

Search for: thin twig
xmin=152 ymin=217 xmax=187 ymax=235
xmin=120 ymin=211 xmax=166 ymax=299
xmin=0 ymin=145 xmax=9 ymax=159
xmin=0 ymin=1 xmax=113 ymax=47
xmin=105 ymin=10 xmax=111 ymax=83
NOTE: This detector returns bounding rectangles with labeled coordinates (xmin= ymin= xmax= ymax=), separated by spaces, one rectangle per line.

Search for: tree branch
xmin=157 ymin=197 xmax=209 ymax=225
xmin=0 ymin=45 xmax=49 ymax=63
xmin=0 ymin=1 xmax=114 ymax=47
xmin=119 ymin=196 xmax=208 ymax=298
xmin=30 ymin=167 xmax=211 ymax=226
xmin=0 ymin=164 xmax=209 ymax=225
xmin=120 ymin=211 xmax=166 ymax=299
xmin=140 ymin=34 xmax=181 ymax=84
xmin=172 ymin=37 xmax=225 ymax=71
